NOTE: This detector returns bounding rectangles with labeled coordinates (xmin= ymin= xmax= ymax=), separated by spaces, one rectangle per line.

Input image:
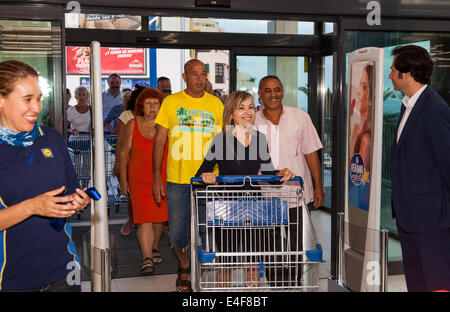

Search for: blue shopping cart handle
xmin=191 ymin=175 xmax=303 ymax=185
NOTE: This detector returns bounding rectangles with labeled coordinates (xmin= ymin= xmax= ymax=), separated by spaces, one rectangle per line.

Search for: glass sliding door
xmin=0 ymin=19 xmax=63 ymax=132
xmin=322 ymin=55 xmax=334 ymax=209
xmin=235 ymin=52 xmax=334 ymax=210
xmin=235 ymin=55 xmax=309 ymax=111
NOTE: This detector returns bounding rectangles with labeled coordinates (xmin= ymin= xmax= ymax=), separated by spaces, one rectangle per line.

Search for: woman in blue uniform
xmin=0 ymin=60 xmax=90 ymax=292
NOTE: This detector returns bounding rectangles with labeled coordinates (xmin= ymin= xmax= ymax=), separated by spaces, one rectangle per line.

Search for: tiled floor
xmin=81 ymin=209 xmax=407 ymax=292
xmin=82 ymin=274 xmax=178 ymax=292
xmin=387 ymin=275 xmax=407 ymax=292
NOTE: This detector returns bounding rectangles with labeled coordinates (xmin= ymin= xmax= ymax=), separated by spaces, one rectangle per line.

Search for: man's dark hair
xmin=392 ymin=45 xmax=433 ymax=85
xmin=258 ymin=75 xmax=284 ymax=90
xmin=108 ymin=73 xmax=121 ymax=82
xmin=157 ymin=76 xmax=170 ymax=84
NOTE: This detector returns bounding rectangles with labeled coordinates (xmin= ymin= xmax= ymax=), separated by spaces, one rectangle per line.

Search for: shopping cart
xmin=68 ymin=133 xmax=92 ymax=188
xmin=104 ymin=134 xmax=122 ymax=212
xmin=190 ymin=175 xmax=322 ymax=292
xmin=67 ymin=133 xmax=92 ymax=219
xmin=67 ymin=133 xmax=123 ymax=215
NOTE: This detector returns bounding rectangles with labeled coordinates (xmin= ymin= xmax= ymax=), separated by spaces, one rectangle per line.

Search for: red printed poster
xmin=66 ymin=46 xmax=146 ymax=75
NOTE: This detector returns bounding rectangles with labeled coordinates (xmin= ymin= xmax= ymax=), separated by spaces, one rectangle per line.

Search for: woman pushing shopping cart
xmin=189 ymin=91 xmax=321 ymax=291
xmin=190 ymin=174 xmax=322 ymax=292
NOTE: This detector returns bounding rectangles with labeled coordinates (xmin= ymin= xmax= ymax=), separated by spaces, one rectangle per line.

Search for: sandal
xmin=152 ymin=249 xmax=163 ymax=264
xmin=140 ymin=257 xmax=154 ymax=275
xmin=176 ymin=263 xmax=192 ymax=292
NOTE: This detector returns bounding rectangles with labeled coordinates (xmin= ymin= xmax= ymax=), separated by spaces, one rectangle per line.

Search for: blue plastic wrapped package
xmin=206 ymin=197 xmax=288 ymax=227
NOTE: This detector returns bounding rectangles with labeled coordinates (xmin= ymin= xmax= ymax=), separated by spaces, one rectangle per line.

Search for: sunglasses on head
xmin=162 ymin=89 xmax=172 ymax=93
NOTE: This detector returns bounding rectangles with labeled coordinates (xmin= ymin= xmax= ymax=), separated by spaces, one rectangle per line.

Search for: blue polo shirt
xmin=0 ymin=126 xmax=80 ymax=291
xmin=102 ymin=89 xmax=122 ymax=121
xmin=104 ymin=103 xmax=124 ymax=132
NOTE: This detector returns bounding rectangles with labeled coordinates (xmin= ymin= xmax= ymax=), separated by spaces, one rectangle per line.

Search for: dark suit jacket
xmin=390 ymin=86 xmax=450 ymax=233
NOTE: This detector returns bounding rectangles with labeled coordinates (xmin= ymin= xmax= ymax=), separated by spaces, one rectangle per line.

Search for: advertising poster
xmin=66 ymin=14 xmax=141 ymax=30
xmin=66 ymin=46 xmax=146 ymax=75
xmin=348 ymin=60 xmax=375 ymax=211
xmin=344 ymin=47 xmax=384 ymax=292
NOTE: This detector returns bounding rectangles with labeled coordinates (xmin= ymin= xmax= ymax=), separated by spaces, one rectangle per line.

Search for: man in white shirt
xmin=389 ymin=45 xmax=450 ymax=292
xmin=255 ymin=75 xmax=324 ymax=287
xmin=255 ymin=75 xmax=324 ymax=208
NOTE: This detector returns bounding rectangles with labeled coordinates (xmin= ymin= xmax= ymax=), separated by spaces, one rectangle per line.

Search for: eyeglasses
xmin=161 ymin=89 xmax=172 ymax=94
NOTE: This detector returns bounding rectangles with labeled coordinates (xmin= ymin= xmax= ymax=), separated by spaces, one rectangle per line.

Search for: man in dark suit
xmin=389 ymin=45 xmax=450 ymax=292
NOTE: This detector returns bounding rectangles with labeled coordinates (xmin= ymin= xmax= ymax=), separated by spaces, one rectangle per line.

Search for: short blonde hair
xmin=74 ymin=86 xmax=89 ymax=97
xmin=222 ymin=90 xmax=254 ymax=133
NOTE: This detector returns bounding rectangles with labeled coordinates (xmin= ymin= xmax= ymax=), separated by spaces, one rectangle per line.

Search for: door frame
xmin=230 ymin=46 xmax=318 ymax=124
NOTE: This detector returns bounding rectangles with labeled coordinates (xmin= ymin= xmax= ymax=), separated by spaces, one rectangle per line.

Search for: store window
xmin=65 ymin=14 xmax=142 ymax=30
xmin=65 ymin=47 xmax=230 ymax=105
xmin=0 ymin=19 xmax=63 ymax=132
xmin=323 ymin=55 xmax=334 ymax=209
xmin=345 ymin=30 xmax=450 ymax=235
xmin=215 ymin=63 xmax=225 ymax=84
xmin=324 ymin=22 xmax=335 ymax=34
xmin=149 ymin=16 xmax=315 ymax=35
xmin=236 ymin=55 xmax=309 ymax=111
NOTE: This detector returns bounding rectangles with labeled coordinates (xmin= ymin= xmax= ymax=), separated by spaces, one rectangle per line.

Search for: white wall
xmin=66 ymin=75 xmax=82 ymax=106
xmin=197 ymin=50 xmax=230 ymax=94
xmin=156 ymin=48 xmax=185 ymax=93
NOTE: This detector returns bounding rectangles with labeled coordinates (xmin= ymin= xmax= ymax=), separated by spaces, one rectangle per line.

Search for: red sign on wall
xmin=66 ymin=46 xmax=146 ymax=75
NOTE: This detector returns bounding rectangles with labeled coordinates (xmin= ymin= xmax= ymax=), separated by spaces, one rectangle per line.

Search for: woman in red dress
xmin=119 ymin=88 xmax=168 ymax=274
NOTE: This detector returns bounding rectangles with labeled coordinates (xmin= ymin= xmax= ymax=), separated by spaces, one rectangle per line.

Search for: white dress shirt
xmin=397 ymin=84 xmax=427 ymax=143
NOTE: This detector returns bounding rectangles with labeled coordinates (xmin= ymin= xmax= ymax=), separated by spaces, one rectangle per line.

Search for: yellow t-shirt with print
xmin=155 ymin=90 xmax=223 ymax=184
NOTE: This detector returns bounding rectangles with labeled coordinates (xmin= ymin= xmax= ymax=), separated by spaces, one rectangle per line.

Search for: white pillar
xmin=89 ymin=41 xmax=111 ymax=292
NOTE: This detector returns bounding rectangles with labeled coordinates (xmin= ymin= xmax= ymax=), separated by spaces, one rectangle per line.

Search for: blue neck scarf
xmin=0 ymin=122 xmax=42 ymax=147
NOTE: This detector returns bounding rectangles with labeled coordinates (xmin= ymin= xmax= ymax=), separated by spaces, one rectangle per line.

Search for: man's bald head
xmin=184 ymin=59 xmax=205 ymax=73
xmin=182 ymin=59 xmax=207 ymax=98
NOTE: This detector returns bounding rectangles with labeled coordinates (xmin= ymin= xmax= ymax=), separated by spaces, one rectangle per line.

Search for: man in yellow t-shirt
xmin=152 ymin=59 xmax=223 ymax=292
